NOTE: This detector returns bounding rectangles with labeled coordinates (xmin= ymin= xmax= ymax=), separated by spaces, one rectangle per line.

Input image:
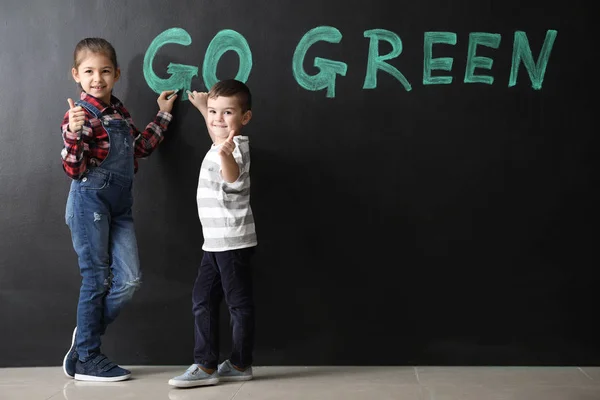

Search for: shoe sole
xmin=75 ymin=373 xmax=131 ymax=382
xmin=219 ymin=375 xmax=253 ymax=382
xmin=168 ymin=377 xmax=220 ymax=387
xmin=62 ymin=327 xmax=77 ymax=378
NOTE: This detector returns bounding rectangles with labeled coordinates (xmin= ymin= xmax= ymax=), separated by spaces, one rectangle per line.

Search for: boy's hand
xmin=219 ymin=130 xmax=237 ymax=158
xmin=67 ymin=98 xmax=85 ymax=133
xmin=157 ymin=90 xmax=177 ymax=113
xmin=219 ymin=130 xmax=240 ymax=183
xmin=189 ymin=91 xmax=208 ymax=118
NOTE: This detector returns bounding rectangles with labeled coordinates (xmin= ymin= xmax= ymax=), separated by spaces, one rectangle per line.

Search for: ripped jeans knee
xmin=110 ymin=275 xmax=142 ymax=304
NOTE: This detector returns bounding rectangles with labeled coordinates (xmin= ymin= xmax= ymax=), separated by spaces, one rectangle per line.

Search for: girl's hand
xmin=67 ymin=98 xmax=85 ymax=133
xmin=158 ymin=90 xmax=177 ymax=113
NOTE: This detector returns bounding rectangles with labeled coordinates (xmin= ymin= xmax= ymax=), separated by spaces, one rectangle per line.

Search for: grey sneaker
xmin=217 ymin=359 xmax=253 ymax=381
xmin=168 ymin=364 xmax=219 ymax=388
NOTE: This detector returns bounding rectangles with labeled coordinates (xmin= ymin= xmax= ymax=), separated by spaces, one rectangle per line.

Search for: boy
xmin=169 ymin=80 xmax=257 ymax=388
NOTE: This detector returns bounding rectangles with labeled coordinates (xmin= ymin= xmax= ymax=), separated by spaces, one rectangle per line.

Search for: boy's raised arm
xmin=188 ymin=91 xmax=208 ymax=119
xmin=189 ymin=90 xmax=214 ymax=142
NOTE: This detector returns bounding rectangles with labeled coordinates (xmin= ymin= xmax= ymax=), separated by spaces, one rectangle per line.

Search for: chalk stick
xmin=186 ymin=90 xmax=194 ymax=99
xmin=167 ymin=90 xmax=179 ymax=100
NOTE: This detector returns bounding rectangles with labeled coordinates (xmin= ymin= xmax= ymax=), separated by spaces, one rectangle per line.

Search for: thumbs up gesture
xmin=218 ymin=130 xmax=237 ymax=158
xmin=67 ymin=98 xmax=86 ymax=133
xmin=218 ymin=130 xmax=240 ymax=183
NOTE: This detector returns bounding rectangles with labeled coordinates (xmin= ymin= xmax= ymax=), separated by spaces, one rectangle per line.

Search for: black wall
xmin=1 ymin=0 xmax=597 ymax=367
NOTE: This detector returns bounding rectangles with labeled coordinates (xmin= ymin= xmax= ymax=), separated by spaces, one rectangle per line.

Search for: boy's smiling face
xmin=206 ymin=95 xmax=252 ymax=144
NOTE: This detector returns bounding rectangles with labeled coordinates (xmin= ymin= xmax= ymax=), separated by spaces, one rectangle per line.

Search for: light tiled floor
xmin=0 ymin=366 xmax=599 ymax=400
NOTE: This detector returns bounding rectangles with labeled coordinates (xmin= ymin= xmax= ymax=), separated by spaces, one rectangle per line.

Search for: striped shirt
xmin=60 ymin=92 xmax=172 ymax=179
xmin=197 ymin=136 xmax=257 ymax=252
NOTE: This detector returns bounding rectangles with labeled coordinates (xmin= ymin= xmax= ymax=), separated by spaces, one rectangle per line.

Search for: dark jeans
xmin=192 ymin=247 xmax=255 ymax=369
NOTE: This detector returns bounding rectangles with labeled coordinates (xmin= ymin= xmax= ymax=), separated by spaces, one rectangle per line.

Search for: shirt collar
xmin=79 ymin=91 xmax=123 ymax=113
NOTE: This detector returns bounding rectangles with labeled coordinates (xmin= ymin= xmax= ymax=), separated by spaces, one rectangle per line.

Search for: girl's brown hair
xmin=73 ymin=38 xmax=118 ymax=70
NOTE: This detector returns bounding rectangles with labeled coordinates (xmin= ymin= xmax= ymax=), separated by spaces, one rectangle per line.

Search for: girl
xmin=60 ymin=38 xmax=177 ymax=382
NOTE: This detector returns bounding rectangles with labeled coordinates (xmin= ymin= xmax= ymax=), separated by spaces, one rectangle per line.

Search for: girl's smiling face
xmin=72 ymin=51 xmax=120 ymax=104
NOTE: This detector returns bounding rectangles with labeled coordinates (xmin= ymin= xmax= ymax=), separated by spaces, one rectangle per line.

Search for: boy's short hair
xmin=209 ymin=79 xmax=252 ymax=112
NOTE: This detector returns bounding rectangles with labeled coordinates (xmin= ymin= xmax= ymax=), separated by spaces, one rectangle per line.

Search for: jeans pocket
xmin=79 ymin=173 xmax=109 ymax=190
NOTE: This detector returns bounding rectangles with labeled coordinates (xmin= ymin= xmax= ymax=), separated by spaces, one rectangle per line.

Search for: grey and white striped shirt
xmin=196 ymin=135 xmax=257 ymax=251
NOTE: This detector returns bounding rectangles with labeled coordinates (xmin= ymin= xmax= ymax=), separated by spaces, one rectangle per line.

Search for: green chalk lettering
xmin=423 ymin=32 xmax=457 ymax=85
xmin=202 ymin=29 xmax=253 ymax=90
xmin=509 ymin=30 xmax=557 ymax=90
xmin=363 ymin=29 xmax=411 ymax=91
xmin=143 ymin=28 xmax=198 ymax=100
xmin=464 ymin=33 xmax=501 ymax=85
xmin=292 ymin=26 xmax=348 ymax=98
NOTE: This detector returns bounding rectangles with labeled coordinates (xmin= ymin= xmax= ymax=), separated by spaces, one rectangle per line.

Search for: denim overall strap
xmin=76 ymin=99 xmax=103 ymax=119
xmin=97 ymin=117 xmax=134 ymax=179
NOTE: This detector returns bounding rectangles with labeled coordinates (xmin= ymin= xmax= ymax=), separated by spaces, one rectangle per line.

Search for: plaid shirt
xmin=61 ymin=92 xmax=172 ymax=179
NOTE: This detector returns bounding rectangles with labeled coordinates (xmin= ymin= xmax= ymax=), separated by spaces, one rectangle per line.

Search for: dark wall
xmin=1 ymin=0 xmax=597 ymax=367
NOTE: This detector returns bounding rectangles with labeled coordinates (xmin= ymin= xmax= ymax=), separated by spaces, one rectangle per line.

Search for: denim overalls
xmin=65 ymin=99 xmax=141 ymax=361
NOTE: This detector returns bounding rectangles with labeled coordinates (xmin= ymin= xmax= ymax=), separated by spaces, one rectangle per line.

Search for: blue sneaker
xmin=217 ymin=359 xmax=253 ymax=381
xmin=63 ymin=327 xmax=78 ymax=378
xmin=74 ymin=353 xmax=131 ymax=382
xmin=168 ymin=364 xmax=219 ymax=388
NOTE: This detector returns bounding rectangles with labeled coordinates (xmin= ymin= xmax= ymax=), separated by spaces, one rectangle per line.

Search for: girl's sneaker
xmin=168 ymin=364 xmax=219 ymax=387
xmin=74 ymin=353 xmax=131 ymax=382
xmin=63 ymin=327 xmax=78 ymax=378
xmin=217 ymin=359 xmax=253 ymax=381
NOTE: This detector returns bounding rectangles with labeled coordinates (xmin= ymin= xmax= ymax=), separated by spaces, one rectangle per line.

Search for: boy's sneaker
xmin=74 ymin=353 xmax=131 ymax=382
xmin=168 ymin=364 xmax=219 ymax=388
xmin=63 ymin=327 xmax=78 ymax=378
xmin=217 ymin=359 xmax=253 ymax=381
